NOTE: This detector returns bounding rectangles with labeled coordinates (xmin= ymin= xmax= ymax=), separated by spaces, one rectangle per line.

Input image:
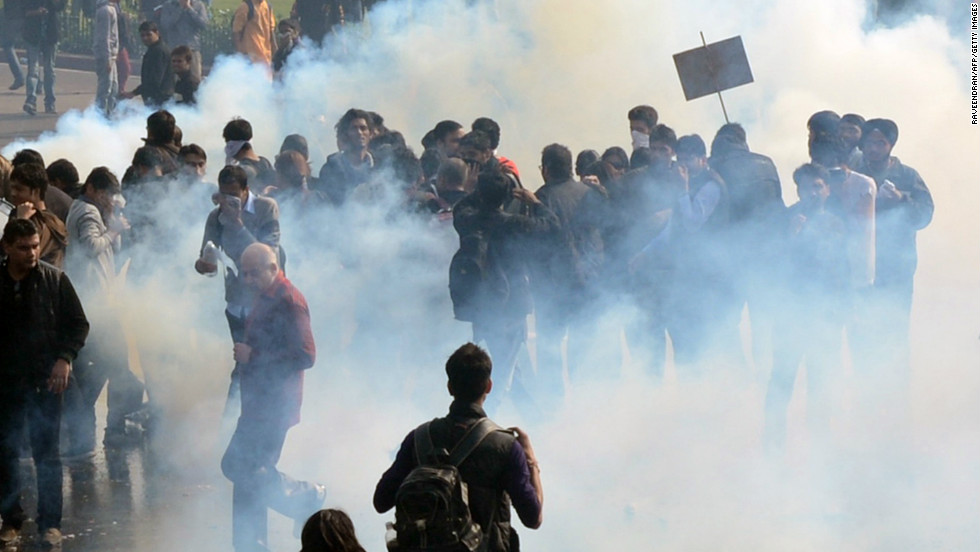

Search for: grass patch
xmin=209 ymin=0 xmax=294 ymax=18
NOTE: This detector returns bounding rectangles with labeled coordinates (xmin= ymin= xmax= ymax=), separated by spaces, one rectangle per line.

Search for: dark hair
xmin=648 ymin=124 xmax=677 ymax=150
xmin=171 ymin=44 xmax=193 ymax=62
xmin=223 ymin=118 xmax=253 ymax=142
xmin=335 ymin=108 xmax=374 ymax=148
xmin=710 ymin=123 xmax=748 ymax=158
xmin=376 ymin=146 xmax=421 ymax=187
xmin=575 ymin=149 xmax=599 ymax=177
xmin=46 ymin=159 xmax=79 ymax=187
xmin=471 ymin=117 xmax=501 ymax=149
xmin=218 ymin=165 xmax=249 ymax=190
xmin=84 ymin=166 xmax=121 ymax=193
xmin=841 ymin=113 xmax=865 ymax=127
xmin=132 ymin=146 xmax=177 ymax=175
xmin=581 ymin=160 xmax=611 ymax=184
xmin=11 ymin=149 xmax=44 ymax=167
xmin=861 ymin=118 xmax=899 ymax=147
xmin=420 ymin=148 xmax=445 ymax=181
xmin=369 ymin=130 xmax=407 ymax=154
xmin=178 ymin=144 xmax=207 ymax=161
xmin=627 ymin=105 xmax=659 ymax=129
xmin=459 ymin=131 xmax=492 ymax=154
xmin=2 ymin=218 xmax=39 ymax=244
xmin=808 ymin=132 xmax=845 ymax=167
xmin=146 ymin=110 xmax=177 ymax=143
xmin=601 ymin=147 xmax=630 ymax=172
xmin=540 ymin=143 xmax=572 ymax=180
xmin=275 ymin=150 xmax=310 ymax=188
xmin=278 ymin=18 xmax=300 ymax=33
xmin=807 ymin=110 xmax=841 ymax=135
xmin=437 ymin=158 xmax=468 ymax=187
xmin=628 ymin=147 xmax=653 ymax=170
xmin=299 ymin=509 xmax=366 ymax=552
xmin=445 ymin=343 xmax=493 ymax=402
xmin=676 ymin=134 xmax=707 ymax=157
xmin=368 ymin=111 xmax=387 ymax=134
xmin=138 ymin=20 xmax=158 ymax=33
xmin=792 ymin=163 xmax=831 ymax=186
xmin=475 ymin=169 xmax=510 ymax=211
xmin=10 ymin=163 xmax=49 ymax=200
xmin=433 ymin=120 xmax=463 ymax=143
xmin=280 ymin=134 xmax=309 ymax=161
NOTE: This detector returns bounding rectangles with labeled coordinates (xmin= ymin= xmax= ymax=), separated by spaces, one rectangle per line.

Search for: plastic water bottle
xmin=201 ymin=241 xmax=220 ymax=277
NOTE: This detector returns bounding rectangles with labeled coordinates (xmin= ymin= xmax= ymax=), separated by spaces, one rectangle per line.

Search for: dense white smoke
xmin=3 ymin=0 xmax=978 ymax=550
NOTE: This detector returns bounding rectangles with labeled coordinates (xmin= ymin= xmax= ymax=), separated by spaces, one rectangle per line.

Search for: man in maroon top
xmin=220 ymin=243 xmax=324 ymax=552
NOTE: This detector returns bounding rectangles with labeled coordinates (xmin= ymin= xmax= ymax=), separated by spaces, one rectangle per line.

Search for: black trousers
xmin=0 ymin=382 xmax=63 ymax=532
xmin=220 ymin=415 xmax=319 ymax=551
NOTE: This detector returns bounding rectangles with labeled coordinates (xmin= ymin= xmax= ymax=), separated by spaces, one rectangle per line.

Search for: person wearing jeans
xmin=1 ymin=0 xmax=26 ymax=89
xmin=21 ymin=0 xmax=65 ymax=115
xmin=93 ymin=0 xmax=121 ymax=115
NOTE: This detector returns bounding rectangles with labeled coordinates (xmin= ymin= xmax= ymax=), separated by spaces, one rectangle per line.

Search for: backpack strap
xmin=447 ymin=418 xmax=500 ymax=467
xmin=413 ymin=420 xmax=437 ymax=465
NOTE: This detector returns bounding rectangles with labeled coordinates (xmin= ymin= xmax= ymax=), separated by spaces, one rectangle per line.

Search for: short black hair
xmin=475 ymin=169 xmax=510 ymax=210
xmin=628 ymin=147 xmax=653 ymax=170
xmin=433 ymin=120 xmax=463 ymax=143
xmin=46 ymin=159 xmax=79 ymax=187
xmin=627 ymin=105 xmax=659 ymax=129
xmin=280 ymin=134 xmax=309 ymax=161
xmin=575 ymin=149 xmax=599 ymax=177
xmin=808 ymin=132 xmax=845 ymax=167
xmin=178 ymin=143 xmax=207 ymax=161
xmin=138 ymin=20 xmax=158 ymax=33
xmin=420 ymin=148 xmax=445 ymax=181
xmin=2 ymin=218 xmax=39 ymax=244
xmin=171 ymin=45 xmax=193 ymax=62
xmin=10 ymin=163 xmax=48 ymax=200
xmin=84 ymin=166 xmax=121 ymax=194
xmin=218 ymin=165 xmax=248 ymax=190
xmin=649 ymin=124 xmax=677 ymax=150
xmin=11 ymin=149 xmax=44 ymax=167
xmin=601 ymin=147 xmax=629 ymax=172
xmin=676 ymin=134 xmax=707 ymax=157
xmin=223 ymin=118 xmax=253 ymax=142
xmin=792 ymin=163 xmax=831 ymax=186
xmin=540 ymin=143 xmax=572 ymax=180
xmin=459 ymin=131 xmax=492 ymax=154
xmin=471 ymin=117 xmax=501 ymax=150
xmin=437 ymin=158 xmax=467 ymax=187
xmin=841 ymin=113 xmax=865 ymax=127
xmin=147 ymin=110 xmax=177 ymax=143
xmin=445 ymin=343 xmax=492 ymax=402
xmin=132 ymin=146 xmax=168 ymax=171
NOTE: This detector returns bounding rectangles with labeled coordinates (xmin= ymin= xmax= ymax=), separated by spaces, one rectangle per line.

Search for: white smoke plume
xmin=3 ymin=0 xmax=978 ymax=550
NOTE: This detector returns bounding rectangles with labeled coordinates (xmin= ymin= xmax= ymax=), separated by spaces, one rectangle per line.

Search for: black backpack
xmin=390 ymin=418 xmax=499 ymax=552
xmin=448 ymin=229 xmax=509 ymax=322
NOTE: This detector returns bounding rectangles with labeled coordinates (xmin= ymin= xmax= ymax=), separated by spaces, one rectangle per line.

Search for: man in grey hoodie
xmin=93 ymin=0 xmax=120 ymax=115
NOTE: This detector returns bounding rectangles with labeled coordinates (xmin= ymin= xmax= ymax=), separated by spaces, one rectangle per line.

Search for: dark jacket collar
xmin=448 ymin=399 xmax=487 ymax=420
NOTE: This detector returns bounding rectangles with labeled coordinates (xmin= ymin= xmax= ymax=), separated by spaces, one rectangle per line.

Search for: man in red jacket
xmin=220 ymin=242 xmax=324 ymax=552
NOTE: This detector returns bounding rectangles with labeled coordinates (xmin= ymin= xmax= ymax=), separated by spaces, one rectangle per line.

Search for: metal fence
xmin=56 ymin=4 xmax=236 ymax=66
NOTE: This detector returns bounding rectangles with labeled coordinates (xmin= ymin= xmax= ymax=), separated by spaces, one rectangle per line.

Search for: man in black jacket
xmin=21 ymin=0 xmax=65 ymax=115
xmin=0 ymin=219 xmax=89 ymax=548
xmin=374 ymin=343 xmax=543 ymax=552
xmin=451 ymin=171 xmax=557 ymax=405
xmin=121 ymin=21 xmax=173 ymax=107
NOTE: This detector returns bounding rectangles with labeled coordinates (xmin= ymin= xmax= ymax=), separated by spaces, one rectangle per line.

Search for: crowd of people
xmin=0 ymin=93 xmax=933 ymax=550
xmin=0 ymin=0 xmax=376 ymax=116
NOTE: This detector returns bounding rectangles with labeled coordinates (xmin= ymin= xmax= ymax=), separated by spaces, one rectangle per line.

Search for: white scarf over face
xmin=631 ymin=130 xmax=650 ymax=151
xmin=224 ymin=140 xmax=249 ymax=165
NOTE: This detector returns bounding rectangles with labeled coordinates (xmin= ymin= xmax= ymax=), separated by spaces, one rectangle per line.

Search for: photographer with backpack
xmin=374 ymin=343 xmax=543 ymax=552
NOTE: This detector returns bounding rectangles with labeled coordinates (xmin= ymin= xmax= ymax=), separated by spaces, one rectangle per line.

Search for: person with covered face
xmin=221 ymin=242 xmax=324 ymax=552
xmin=854 ymin=118 xmax=933 ymax=380
xmin=195 ymin=165 xmax=282 ymax=418
xmin=317 ymin=108 xmax=375 ymax=205
xmin=627 ymin=104 xmax=659 ymax=151
xmin=0 ymin=219 xmax=89 ymax=549
xmin=764 ymin=163 xmax=849 ymax=448
xmin=6 ymin=162 xmax=67 ymax=268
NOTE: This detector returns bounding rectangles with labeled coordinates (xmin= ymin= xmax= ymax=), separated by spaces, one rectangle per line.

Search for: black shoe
xmin=44 ymin=106 xmax=56 ymax=115
xmin=8 ymin=79 xmax=24 ymax=90
xmin=22 ymin=103 xmax=36 ymax=116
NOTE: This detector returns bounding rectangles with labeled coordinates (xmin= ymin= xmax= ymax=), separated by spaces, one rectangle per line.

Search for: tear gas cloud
xmin=3 ymin=0 xmax=978 ymax=550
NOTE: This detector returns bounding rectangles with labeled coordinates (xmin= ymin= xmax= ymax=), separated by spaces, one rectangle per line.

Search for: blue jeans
xmin=25 ymin=42 xmax=56 ymax=109
xmin=94 ymin=56 xmax=118 ymax=114
xmin=1 ymin=16 xmax=24 ymax=82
